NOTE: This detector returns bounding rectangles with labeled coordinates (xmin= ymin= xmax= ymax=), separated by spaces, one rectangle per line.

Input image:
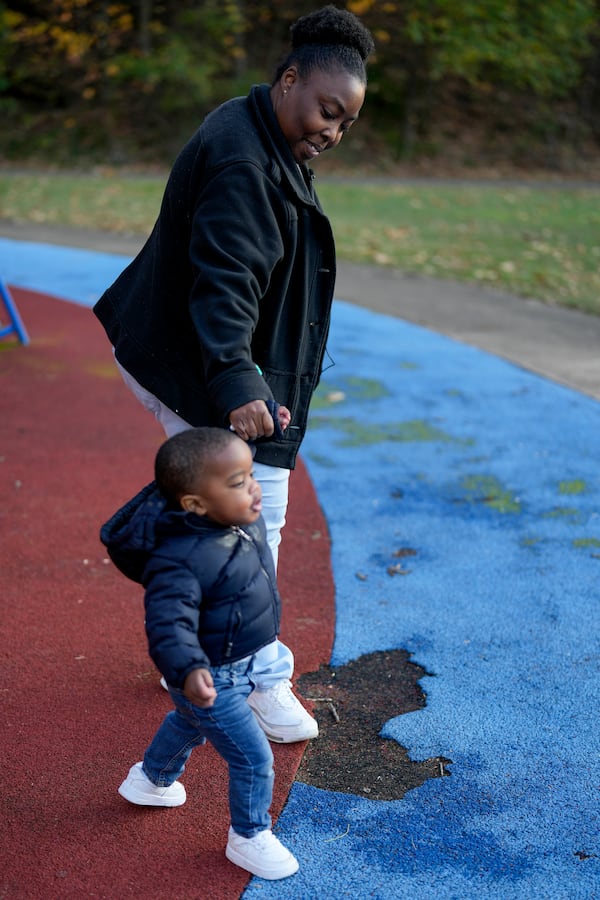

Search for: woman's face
xmin=272 ymin=66 xmax=366 ymax=165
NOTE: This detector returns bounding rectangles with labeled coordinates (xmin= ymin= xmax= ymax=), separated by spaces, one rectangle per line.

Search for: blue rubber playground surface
xmin=2 ymin=237 xmax=599 ymax=898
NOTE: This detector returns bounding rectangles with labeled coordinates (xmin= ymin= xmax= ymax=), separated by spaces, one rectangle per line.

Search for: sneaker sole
xmin=261 ymin=727 xmax=318 ymax=743
xmin=225 ymin=844 xmax=299 ymax=880
xmin=247 ymin=705 xmax=319 ymax=743
xmin=249 ymin=715 xmax=319 ymax=743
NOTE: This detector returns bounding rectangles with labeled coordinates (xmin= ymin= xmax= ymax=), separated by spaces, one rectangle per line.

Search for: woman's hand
xmin=229 ymin=400 xmax=290 ymax=440
xmin=183 ymin=668 xmax=217 ymax=707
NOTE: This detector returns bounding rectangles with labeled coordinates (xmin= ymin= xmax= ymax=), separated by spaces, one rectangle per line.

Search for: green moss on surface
xmin=460 ymin=474 xmax=522 ymax=513
xmin=572 ymin=537 xmax=600 ymax=548
xmin=309 ymin=415 xmax=465 ymax=447
xmin=344 ymin=376 xmax=391 ymax=400
xmin=312 ymin=376 xmax=391 ymax=410
xmin=542 ymin=507 xmax=581 ymax=520
xmin=520 ymin=536 xmax=545 ymax=548
xmin=558 ymin=480 xmax=587 ymax=495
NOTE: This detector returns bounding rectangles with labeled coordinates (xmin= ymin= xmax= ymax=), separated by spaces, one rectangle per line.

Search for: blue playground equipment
xmin=0 ymin=278 xmax=29 ymax=345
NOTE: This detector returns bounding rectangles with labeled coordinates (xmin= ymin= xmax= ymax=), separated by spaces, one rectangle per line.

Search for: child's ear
xmin=180 ymin=494 xmax=207 ymax=515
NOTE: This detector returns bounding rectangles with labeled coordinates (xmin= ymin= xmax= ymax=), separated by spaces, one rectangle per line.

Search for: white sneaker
xmin=226 ymin=827 xmax=299 ymax=880
xmin=118 ymin=762 xmax=186 ymax=807
xmin=247 ymin=679 xmax=318 ymax=743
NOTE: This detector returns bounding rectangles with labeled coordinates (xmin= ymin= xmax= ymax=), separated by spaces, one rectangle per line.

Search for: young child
xmin=102 ymin=427 xmax=299 ymax=880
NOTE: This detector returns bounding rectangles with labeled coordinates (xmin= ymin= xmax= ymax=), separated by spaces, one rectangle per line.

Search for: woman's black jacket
xmin=93 ymin=83 xmax=336 ymax=470
xmin=100 ymin=484 xmax=281 ymax=689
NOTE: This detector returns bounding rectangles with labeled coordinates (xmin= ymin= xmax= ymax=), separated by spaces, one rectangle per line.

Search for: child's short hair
xmin=155 ymin=427 xmax=239 ymax=507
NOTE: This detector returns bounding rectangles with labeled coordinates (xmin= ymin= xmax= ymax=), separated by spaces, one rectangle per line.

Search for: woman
xmin=94 ymin=4 xmax=374 ymax=743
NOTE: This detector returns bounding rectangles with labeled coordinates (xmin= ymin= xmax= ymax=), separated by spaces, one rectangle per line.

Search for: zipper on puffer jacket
xmin=232 ymin=526 xmax=279 ymax=623
xmin=223 ymin=526 xmax=275 ymax=658
xmin=224 ymin=608 xmax=242 ymax=658
xmin=233 ymin=527 xmax=274 ymax=586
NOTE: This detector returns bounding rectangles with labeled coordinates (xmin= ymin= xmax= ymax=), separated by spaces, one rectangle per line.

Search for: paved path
xmin=2 ymin=219 xmax=600 ymax=400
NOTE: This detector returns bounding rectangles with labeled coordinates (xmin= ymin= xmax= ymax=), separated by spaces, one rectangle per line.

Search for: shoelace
xmin=270 ymin=679 xmax=295 ymax=708
xmin=248 ymin=829 xmax=279 ymax=850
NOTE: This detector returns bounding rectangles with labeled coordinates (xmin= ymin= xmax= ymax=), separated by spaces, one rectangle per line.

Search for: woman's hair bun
xmin=290 ymin=5 xmax=375 ymax=61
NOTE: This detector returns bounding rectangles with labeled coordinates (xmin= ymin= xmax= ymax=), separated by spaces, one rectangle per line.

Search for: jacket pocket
xmin=262 ymin=370 xmax=297 ymax=414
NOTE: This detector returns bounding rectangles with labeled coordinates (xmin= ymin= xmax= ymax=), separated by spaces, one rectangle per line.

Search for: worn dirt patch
xmin=296 ymin=649 xmax=451 ymax=801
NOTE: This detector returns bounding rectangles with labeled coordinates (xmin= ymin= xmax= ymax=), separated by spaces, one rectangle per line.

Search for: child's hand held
xmin=277 ymin=405 xmax=291 ymax=431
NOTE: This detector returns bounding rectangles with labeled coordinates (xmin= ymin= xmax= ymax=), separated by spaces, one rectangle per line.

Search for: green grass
xmin=1 ymin=171 xmax=599 ymax=315
xmin=0 ymin=172 xmax=163 ymax=234
xmin=318 ymin=181 xmax=600 ymax=315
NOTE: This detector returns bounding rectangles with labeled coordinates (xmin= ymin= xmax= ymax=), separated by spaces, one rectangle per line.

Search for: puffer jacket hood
xmin=100 ymin=481 xmax=165 ymax=583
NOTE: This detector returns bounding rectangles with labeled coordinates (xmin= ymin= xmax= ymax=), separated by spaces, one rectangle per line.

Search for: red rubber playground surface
xmin=1 ymin=287 xmax=335 ymax=898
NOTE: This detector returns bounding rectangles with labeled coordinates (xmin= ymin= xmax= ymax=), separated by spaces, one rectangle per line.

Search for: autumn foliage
xmin=1 ymin=0 xmax=599 ymax=166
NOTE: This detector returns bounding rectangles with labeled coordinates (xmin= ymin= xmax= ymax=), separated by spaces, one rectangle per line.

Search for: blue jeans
xmin=142 ymin=654 xmax=274 ymax=837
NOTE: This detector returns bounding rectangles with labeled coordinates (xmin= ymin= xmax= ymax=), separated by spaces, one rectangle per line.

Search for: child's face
xmin=185 ymin=440 xmax=262 ymax=527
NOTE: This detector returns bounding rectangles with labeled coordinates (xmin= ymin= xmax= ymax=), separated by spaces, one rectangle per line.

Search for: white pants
xmin=115 ymin=358 xmax=294 ymax=688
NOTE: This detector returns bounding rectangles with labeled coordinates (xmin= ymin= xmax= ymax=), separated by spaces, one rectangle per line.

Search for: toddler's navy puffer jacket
xmin=101 ymin=484 xmax=281 ymax=688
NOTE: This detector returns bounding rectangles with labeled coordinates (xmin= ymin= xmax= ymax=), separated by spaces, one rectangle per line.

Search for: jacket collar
xmin=249 ymin=83 xmax=317 ymax=207
xmin=158 ymin=507 xmax=230 ymax=536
